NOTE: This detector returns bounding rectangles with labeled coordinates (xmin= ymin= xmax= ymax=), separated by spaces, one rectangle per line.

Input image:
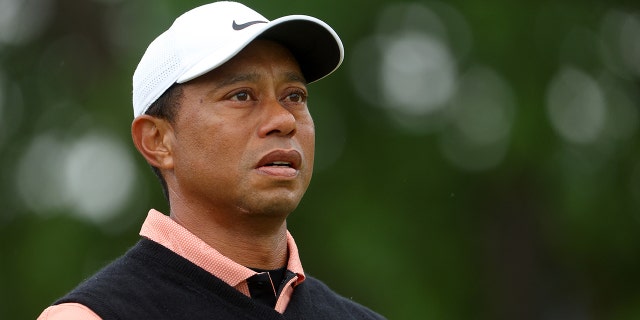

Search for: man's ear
xmin=131 ymin=115 xmax=175 ymax=170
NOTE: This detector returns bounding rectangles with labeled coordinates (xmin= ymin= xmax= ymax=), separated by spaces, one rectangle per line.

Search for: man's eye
xmin=286 ymin=92 xmax=306 ymax=103
xmin=231 ymin=91 xmax=250 ymax=101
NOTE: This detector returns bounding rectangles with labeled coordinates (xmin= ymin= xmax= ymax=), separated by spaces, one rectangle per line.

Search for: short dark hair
xmin=144 ymin=83 xmax=183 ymax=203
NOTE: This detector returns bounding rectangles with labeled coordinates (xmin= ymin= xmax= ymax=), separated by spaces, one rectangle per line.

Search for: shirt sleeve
xmin=37 ymin=303 xmax=102 ymax=320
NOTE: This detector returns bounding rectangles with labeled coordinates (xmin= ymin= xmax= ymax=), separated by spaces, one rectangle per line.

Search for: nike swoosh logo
xmin=232 ymin=20 xmax=268 ymax=30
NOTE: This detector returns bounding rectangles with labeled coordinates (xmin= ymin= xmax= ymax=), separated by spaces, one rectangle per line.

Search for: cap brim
xmin=176 ymin=15 xmax=344 ymax=84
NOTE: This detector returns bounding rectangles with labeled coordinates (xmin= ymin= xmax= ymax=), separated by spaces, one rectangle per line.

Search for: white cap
xmin=132 ymin=1 xmax=344 ymax=117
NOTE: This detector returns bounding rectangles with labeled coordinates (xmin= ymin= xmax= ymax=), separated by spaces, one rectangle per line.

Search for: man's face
xmin=167 ymin=39 xmax=314 ymax=218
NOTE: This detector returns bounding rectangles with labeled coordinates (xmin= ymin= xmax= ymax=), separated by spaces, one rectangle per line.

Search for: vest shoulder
xmin=54 ymin=239 xmax=269 ymax=320
xmin=288 ymin=275 xmax=387 ymax=319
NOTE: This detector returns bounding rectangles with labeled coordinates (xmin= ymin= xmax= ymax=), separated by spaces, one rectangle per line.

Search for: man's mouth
xmin=266 ymin=161 xmax=293 ymax=168
xmin=256 ymin=150 xmax=302 ymax=177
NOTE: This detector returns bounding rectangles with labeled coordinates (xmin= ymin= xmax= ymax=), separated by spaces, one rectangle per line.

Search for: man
xmin=38 ymin=1 xmax=385 ymax=319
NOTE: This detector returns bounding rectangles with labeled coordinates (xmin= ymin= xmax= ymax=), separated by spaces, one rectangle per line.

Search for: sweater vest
xmin=54 ymin=238 xmax=386 ymax=320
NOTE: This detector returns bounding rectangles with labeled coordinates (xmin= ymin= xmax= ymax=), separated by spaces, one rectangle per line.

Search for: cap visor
xmin=177 ymin=15 xmax=344 ymax=84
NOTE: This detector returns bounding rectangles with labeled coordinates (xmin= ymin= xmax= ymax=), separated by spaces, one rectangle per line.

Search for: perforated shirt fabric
xmin=38 ymin=209 xmax=306 ymax=319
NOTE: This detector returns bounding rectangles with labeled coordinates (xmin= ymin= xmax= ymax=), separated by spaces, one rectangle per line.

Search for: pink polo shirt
xmin=38 ymin=209 xmax=306 ymax=319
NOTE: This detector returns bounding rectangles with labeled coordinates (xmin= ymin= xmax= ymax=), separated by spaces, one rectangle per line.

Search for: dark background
xmin=1 ymin=0 xmax=640 ymax=319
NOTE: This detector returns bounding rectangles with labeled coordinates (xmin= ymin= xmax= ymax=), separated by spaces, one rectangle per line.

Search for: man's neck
xmin=168 ymin=200 xmax=289 ymax=270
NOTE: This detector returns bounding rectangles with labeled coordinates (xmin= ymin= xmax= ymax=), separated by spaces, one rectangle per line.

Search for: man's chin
xmin=238 ymin=195 xmax=302 ymax=218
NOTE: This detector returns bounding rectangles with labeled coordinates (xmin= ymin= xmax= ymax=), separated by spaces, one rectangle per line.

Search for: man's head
xmin=130 ymin=2 xmax=343 ymax=216
xmin=132 ymin=1 xmax=343 ymax=117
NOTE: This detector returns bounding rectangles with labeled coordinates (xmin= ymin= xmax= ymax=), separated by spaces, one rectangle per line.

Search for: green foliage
xmin=1 ymin=0 xmax=639 ymax=319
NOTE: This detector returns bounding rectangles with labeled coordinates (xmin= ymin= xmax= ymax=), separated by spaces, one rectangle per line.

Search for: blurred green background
xmin=1 ymin=0 xmax=640 ymax=319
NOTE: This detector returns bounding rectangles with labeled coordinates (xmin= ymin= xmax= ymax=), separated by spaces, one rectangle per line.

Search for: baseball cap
xmin=132 ymin=1 xmax=345 ymax=117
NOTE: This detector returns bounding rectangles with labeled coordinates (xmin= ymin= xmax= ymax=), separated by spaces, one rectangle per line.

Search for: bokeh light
xmin=600 ymin=78 xmax=639 ymax=142
xmin=440 ymin=65 xmax=515 ymax=171
xmin=546 ymin=66 xmax=605 ymax=144
xmin=0 ymin=0 xmax=53 ymax=46
xmin=16 ymin=130 xmax=138 ymax=224
xmin=618 ymin=12 xmax=640 ymax=77
xmin=380 ymin=32 xmax=456 ymax=116
xmin=2 ymin=1 xmax=640 ymax=319
xmin=349 ymin=2 xmax=466 ymax=133
xmin=350 ymin=1 xmax=516 ymax=171
xmin=16 ymin=132 xmax=69 ymax=214
xmin=63 ymin=132 xmax=137 ymax=224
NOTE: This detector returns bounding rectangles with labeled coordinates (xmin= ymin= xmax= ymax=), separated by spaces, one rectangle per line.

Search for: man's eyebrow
xmin=284 ymin=71 xmax=307 ymax=85
xmin=213 ymin=71 xmax=307 ymax=90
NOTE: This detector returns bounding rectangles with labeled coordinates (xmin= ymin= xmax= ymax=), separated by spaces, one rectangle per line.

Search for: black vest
xmin=54 ymin=239 xmax=385 ymax=320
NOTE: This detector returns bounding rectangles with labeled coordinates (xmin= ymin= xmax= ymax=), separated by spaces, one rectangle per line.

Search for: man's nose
xmin=257 ymin=98 xmax=297 ymax=138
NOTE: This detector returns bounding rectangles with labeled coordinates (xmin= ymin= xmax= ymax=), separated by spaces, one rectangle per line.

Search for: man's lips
xmin=255 ymin=149 xmax=302 ymax=177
